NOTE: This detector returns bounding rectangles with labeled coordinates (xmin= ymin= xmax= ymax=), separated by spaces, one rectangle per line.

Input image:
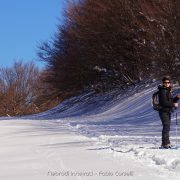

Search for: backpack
xmin=152 ymin=91 xmax=162 ymax=111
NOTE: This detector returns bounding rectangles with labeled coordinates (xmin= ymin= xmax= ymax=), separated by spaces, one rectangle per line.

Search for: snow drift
xmin=0 ymin=83 xmax=180 ymax=180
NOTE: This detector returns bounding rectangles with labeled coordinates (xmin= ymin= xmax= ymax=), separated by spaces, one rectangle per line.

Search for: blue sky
xmin=0 ymin=0 xmax=66 ymax=68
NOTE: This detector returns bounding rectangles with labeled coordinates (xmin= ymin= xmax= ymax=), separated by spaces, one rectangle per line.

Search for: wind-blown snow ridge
xmin=22 ymin=82 xmax=180 ymax=175
xmin=1 ymin=82 xmax=180 ymax=179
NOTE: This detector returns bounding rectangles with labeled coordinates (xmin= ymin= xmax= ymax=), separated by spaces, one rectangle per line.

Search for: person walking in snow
xmin=158 ymin=76 xmax=180 ymax=148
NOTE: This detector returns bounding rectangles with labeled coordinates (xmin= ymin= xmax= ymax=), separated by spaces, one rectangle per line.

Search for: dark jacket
xmin=158 ymin=85 xmax=178 ymax=112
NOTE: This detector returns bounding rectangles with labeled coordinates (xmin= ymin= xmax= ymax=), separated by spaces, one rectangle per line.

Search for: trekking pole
xmin=176 ymin=111 xmax=178 ymax=147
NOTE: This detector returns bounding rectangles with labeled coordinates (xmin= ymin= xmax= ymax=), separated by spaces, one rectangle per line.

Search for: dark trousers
xmin=159 ymin=111 xmax=171 ymax=145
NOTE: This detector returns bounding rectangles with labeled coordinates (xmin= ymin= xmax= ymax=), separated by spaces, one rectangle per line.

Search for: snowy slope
xmin=0 ymin=83 xmax=180 ymax=180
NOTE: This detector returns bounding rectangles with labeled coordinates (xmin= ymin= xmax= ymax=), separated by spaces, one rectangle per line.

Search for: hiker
xmin=158 ymin=76 xmax=180 ymax=148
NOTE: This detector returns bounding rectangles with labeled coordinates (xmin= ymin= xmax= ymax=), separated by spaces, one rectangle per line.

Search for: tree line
xmin=39 ymin=0 xmax=180 ymax=95
xmin=1 ymin=0 xmax=179 ymax=116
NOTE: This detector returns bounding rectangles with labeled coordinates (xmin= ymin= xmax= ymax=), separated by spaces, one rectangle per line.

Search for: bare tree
xmin=39 ymin=0 xmax=180 ymax=94
xmin=0 ymin=61 xmax=59 ymax=116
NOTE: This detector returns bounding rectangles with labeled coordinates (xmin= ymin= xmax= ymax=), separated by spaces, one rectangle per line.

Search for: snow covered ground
xmin=0 ymin=84 xmax=180 ymax=180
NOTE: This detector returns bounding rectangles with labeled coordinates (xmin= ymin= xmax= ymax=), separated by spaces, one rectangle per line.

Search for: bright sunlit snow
xmin=0 ymin=83 xmax=180 ymax=180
